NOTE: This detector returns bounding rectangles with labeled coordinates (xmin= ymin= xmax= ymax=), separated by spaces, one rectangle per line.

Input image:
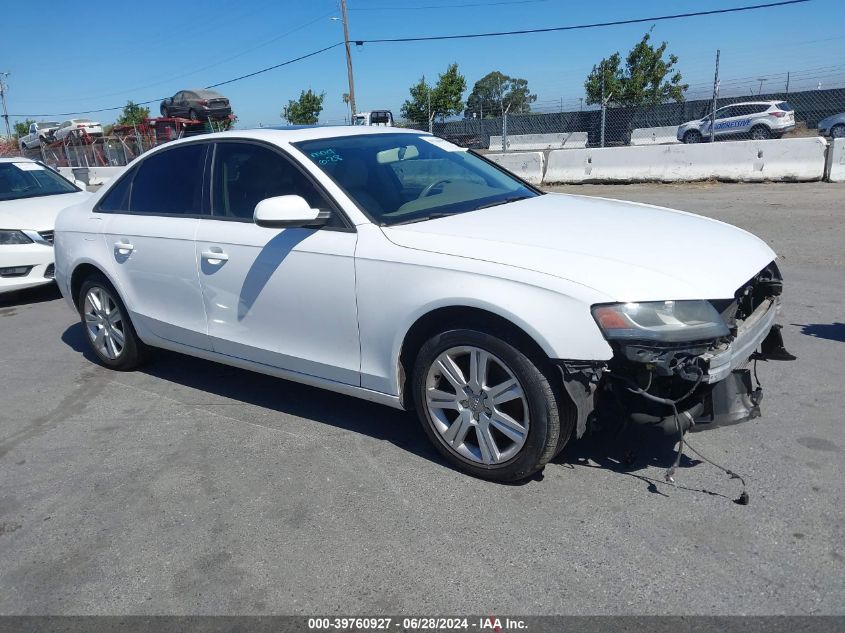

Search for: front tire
xmin=78 ymin=274 xmax=149 ymax=370
xmin=412 ymin=328 xmax=569 ymax=482
xmin=683 ymin=130 xmax=702 ymax=144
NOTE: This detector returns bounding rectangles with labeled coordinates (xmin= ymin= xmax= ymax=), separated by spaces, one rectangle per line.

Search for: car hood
xmin=381 ymin=193 xmax=777 ymax=302
xmin=0 ymin=191 xmax=90 ymax=231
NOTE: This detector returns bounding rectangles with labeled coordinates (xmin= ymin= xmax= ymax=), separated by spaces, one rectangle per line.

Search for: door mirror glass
xmin=254 ymin=195 xmax=329 ymax=228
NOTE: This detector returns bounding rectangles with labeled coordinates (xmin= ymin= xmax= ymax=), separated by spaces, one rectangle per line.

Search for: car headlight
xmin=592 ymin=300 xmax=729 ymax=343
xmin=0 ymin=230 xmax=33 ymax=245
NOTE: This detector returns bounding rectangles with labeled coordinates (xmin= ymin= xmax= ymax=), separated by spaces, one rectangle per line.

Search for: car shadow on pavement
xmin=550 ymin=426 xmax=737 ymax=500
xmin=60 ymin=322 xmax=448 ymax=470
xmin=0 ymin=283 xmax=62 ymax=308
xmin=793 ymin=322 xmax=845 ymax=343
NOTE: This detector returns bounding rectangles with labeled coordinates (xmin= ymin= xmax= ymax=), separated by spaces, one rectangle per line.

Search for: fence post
xmin=502 ymin=113 xmax=507 ymax=152
xmin=709 ymin=49 xmax=720 ymax=143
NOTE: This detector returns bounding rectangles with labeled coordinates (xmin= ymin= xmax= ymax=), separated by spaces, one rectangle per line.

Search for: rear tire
xmin=412 ymin=328 xmax=570 ymax=482
xmin=189 ymin=109 xmax=200 ymax=121
xmin=683 ymin=130 xmax=702 ymax=144
xmin=78 ymin=274 xmax=149 ymax=371
xmin=160 ymin=105 xmax=169 ymax=117
xmin=750 ymin=125 xmax=771 ymax=140
xmin=831 ymin=124 xmax=845 ymax=139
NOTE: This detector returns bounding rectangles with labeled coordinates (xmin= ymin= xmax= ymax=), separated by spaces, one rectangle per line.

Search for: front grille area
xmin=38 ymin=230 xmax=54 ymax=244
xmin=44 ymin=264 xmax=55 ymax=279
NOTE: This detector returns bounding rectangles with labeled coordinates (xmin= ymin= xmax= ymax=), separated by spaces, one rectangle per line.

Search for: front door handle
xmin=114 ymin=241 xmax=134 ymax=254
xmin=201 ymin=249 xmax=229 ymax=264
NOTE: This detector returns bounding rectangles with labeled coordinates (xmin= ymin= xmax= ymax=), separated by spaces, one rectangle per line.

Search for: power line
xmin=355 ymin=0 xmax=811 ymax=43
xmin=9 ymin=42 xmax=343 ymax=118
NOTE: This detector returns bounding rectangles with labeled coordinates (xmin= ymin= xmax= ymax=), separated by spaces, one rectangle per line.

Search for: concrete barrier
xmin=543 ymin=137 xmax=828 ymax=184
xmin=489 ymin=132 xmax=588 ymax=151
xmin=486 ymin=151 xmax=545 ymax=185
xmin=825 ymin=137 xmax=845 ymax=182
xmin=630 ymin=126 xmax=680 ymax=145
xmin=58 ymin=165 xmax=125 ymax=187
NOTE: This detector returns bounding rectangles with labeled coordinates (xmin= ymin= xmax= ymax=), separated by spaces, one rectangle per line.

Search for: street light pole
xmin=0 ymin=73 xmax=11 ymax=139
xmin=339 ymin=0 xmax=357 ymax=120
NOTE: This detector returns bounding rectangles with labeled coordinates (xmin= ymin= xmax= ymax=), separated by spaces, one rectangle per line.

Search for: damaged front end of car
xmin=560 ymin=262 xmax=796 ymax=438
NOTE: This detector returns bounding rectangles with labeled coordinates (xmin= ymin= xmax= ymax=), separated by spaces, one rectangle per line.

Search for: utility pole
xmin=339 ymin=0 xmax=357 ymax=120
xmin=0 ymin=73 xmax=11 ymax=139
xmin=709 ymin=50 xmax=720 ymax=143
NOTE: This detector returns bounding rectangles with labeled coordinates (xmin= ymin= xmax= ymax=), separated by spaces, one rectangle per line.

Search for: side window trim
xmin=207 ymin=139 xmax=354 ymax=231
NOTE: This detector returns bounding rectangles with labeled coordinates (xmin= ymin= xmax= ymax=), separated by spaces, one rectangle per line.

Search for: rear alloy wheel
xmin=750 ymin=125 xmax=771 ymax=140
xmin=683 ymin=130 xmax=702 ymax=144
xmin=413 ymin=329 xmax=568 ymax=482
xmin=831 ymin=124 xmax=845 ymax=139
xmin=79 ymin=274 xmax=148 ymax=370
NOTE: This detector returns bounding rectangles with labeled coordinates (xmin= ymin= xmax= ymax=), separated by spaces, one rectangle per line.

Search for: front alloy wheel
xmin=425 ymin=346 xmax=529 ymax=465
xmin=413 ymin=328 xmax=570 ymax=481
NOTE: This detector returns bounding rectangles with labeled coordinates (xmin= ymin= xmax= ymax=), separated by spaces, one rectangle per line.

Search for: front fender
xmin=354 ymin=225 xmax=613 ymax=397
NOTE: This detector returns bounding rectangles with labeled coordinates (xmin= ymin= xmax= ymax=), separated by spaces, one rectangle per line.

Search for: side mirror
xmin=254 ymin=195 xmax=330 ymax=229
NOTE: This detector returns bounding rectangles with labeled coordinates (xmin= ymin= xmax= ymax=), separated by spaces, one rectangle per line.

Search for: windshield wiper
xmin=389 ymin=212 xmax=457 ymax=226
xmin=473 ymin=195 xmax=532 ymax=211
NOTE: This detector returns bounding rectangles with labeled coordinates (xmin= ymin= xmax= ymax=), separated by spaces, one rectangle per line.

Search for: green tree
xmin=464 ymin=71 xmax=536 ymax=118
xmin=14 ymin=119 xmax=35 ymax=138
xmin=400 ymin=63 xmax=466 ymax=123
xmin=116 ymin=101 xmax=150 ymax=126
xmin=584 ymin=32 xmax=687 ymax=106
xmin=282 ymin=89 xmax=325 ymax=124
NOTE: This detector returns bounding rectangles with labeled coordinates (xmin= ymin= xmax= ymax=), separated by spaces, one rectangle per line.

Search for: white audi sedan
xmin=0 ymin=158 xmax=89 ymax=294
xmin=53 ymin=127 xmax=792 ymax=481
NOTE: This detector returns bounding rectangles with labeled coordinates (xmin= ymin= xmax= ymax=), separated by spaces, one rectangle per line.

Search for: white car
xmin=18 ymin=121 xmax=61 ymax=149
xmin=53 ymin=128 xmax=793 ymax=481
xmin=677 ymin=100 xmax=796 ymax=143
xmin=54 ymin=118 xmax=104 ymax=141
xmin=0 ymin=158 xmax=90 ymax=294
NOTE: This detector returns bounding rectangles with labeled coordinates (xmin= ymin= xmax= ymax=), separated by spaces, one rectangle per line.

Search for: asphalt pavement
xmin=0 ymin=182 xmax=842 ymax=615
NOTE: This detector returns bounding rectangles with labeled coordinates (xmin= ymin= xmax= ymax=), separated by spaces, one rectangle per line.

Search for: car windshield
xmin=0 ymin=162 xmax=79 ymax=201
xmin=294 ymin=133 xmax=539 ymax=225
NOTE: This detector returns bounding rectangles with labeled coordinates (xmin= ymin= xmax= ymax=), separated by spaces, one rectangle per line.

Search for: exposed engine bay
xmin=560 ymin=261 xmax=796 ymax=440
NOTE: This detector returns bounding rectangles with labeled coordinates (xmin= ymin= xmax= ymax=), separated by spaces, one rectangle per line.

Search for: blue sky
xmin=3 ymin=0 xmax=842 ymax=128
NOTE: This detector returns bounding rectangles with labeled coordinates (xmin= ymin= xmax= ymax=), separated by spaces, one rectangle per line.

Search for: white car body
xmin=54 ymin=119 xmax=104 ymax=141
xmin=53 ymin=127 xmax=789 ymax=479
xmin=677 ymin=100 xmax=796 ymax=142
xmin=0 ymin=158 xmax=90 ymax=293
xmin=18 ymin=121 xmax=61 ymax=149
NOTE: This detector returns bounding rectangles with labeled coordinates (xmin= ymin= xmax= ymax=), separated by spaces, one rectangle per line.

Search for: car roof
xmin=721 ymin=100 xmax=787 ymax=107
xmin=0 ymin=157 xmax=35 ymax=163
xmin=155 ymin=125 xmax=427 ymax=148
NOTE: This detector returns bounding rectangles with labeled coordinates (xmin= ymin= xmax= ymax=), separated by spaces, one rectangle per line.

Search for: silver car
xmin=677 ymin=100 xmax=795 ymax=143
xmin=817 ymin=112 xmax=845 ymax=138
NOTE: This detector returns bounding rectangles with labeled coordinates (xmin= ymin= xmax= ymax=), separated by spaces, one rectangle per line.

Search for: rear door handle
xmin=201 ymin=248 xmax=229 ymax=264
xmin=114 ymin=240 xmax=134 ymax=254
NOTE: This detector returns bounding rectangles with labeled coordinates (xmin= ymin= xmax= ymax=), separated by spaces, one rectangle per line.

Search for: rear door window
xmin=130 ymin=144 xmax=206 ymax=215
xmin=97 ymin=167 xmax=135 ymax=212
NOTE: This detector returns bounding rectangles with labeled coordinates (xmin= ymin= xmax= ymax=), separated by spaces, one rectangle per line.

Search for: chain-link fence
xmin=1 ymin=118 xmax=231 ymax=166
xmin=400 ymin=87 xmax=845 ymax=151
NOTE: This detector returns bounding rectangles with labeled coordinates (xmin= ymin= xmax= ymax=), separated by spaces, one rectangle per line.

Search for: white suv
xmin=53 ymin=128 xmax=793 ymax=481
xmin=677 ymin=101 xmax=795 ymax=143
